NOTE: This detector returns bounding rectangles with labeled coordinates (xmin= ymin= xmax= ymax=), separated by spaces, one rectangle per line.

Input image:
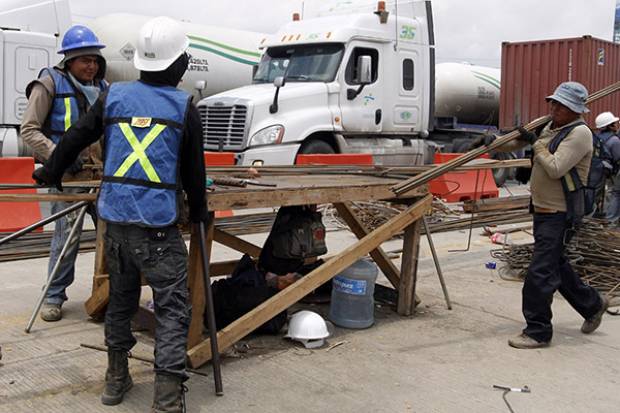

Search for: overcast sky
xmin=70 ymin=0 xmax=617 ymax=68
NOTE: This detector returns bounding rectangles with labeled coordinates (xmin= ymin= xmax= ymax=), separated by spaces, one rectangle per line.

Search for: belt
xmin=534 ymin=206 xmax=559 ymax=214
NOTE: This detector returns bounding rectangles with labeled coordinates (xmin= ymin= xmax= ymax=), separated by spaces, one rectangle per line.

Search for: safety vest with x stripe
xmin=98 ymin=81 xmax=191 ymax=227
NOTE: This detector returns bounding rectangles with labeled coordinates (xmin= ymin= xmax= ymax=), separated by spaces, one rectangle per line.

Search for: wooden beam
xmin=85 ymin=278 xmax=109 ymax=317
xmin=398 ymin=220 xmax=423 ymax=316
xmin=333 ymin=202 xmax=401 ymax=289
xmin=187 ymin=213 xmax=214 ymax=349
xmin=187 ymin=194 xmax=432 ymax=367
xmin=462 ymin=195 xmax=530 ymax=213
xmin=213 ymin=227 xmax=262 ymax=257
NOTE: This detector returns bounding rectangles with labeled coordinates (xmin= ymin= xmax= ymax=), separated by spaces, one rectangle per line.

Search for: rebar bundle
xmin=491 ymin=219 xmax=620 ymax=298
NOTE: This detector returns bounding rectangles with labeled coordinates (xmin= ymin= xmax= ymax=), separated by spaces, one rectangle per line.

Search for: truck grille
xmin=200 ymin=104 xmax=247 ymax=151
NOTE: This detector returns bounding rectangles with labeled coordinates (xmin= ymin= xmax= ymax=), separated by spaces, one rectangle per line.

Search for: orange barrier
xmin=0 ymin=157 xmax=43 ymax=232
xmin=429 ymin=153 xmax=499 ymax=202
xmin=204 ymin=152 xmax=236 ymax=218
xmin=295 ymin=153 xmax=374 ymax=165
xmin=204 ymin=152 xmax=236 ymax=166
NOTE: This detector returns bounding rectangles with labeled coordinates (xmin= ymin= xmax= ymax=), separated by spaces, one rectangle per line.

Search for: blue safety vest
xmin=97 ymin=81 xmax=191 ymax=227
xmin=39 ymin=67 xmax=106 ymax=144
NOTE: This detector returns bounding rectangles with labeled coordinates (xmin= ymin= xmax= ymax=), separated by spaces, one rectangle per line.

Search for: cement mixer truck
xmin=198 ymin=0 xmax=507 ymax=181
xmin=0 ymin=0 xmax=266 ymax=157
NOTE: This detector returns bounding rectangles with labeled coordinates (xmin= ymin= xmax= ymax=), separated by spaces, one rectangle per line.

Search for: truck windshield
xmin=253 ymin=43 xmax=344 ymax=84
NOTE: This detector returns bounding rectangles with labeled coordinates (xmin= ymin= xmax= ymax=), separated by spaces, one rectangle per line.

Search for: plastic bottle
xmin=328 ymin=258 xmax=378 ymax=329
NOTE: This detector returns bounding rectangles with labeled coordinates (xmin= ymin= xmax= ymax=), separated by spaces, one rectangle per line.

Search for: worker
xmin=593 ymin=112 xmax=620 ymax=224
xmin=471 ymin=81 xmax=608 ymax=349
xmin=21 ymin=25 xmax=108 ymax=322
xmin=32 ymin=16 xmax=207 ymax=412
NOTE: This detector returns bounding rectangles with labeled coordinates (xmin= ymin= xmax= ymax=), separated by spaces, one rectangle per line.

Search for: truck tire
xmin=490 ymin=151 xmax=511 ymax=187
xmin=299 ymin=139 xmax=335 ymax=154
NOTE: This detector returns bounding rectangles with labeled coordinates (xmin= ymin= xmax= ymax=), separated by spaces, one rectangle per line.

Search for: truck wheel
xmin=299 ymin=139 xmax=335 ymax=154
xmin=491 ymin=152 xmax=511 ymax=186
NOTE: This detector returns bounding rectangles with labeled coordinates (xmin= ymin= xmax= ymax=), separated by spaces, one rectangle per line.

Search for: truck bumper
xmin=237 ymin=143 xmax=302 ymax=166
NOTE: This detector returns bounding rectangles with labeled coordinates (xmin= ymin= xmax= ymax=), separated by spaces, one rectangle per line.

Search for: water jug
xmin=328 ymin=258 xmax=378 ymax=329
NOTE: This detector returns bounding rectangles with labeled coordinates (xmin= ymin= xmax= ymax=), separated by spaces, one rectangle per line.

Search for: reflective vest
xmin=39 ymin=67 xmax=106 ymax=144
xmin=547 ymin=121 xmax=587 ymax=224
xmin=97 ymin=81 xmax=191 ymax=227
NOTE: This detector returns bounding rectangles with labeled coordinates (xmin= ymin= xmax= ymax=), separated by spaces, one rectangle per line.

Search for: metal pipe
xmin=198 ymin=220 xmax=223 ymax=396
xmin=25 ymin=202 xmax=89 ymax=333
xmin=422 ymin=217 xmax=452 ymax=310
xmin=0 ymin=201 xmax=89 ymax=247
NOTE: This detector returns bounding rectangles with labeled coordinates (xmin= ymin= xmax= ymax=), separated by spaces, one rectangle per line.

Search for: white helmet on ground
xmin=595 ymin=111 xmax=619 ymax=129
xmin=134 ymin=16 xmax=189 ymax=72
xmin=285 ymin=310 xmax=330 ymax=349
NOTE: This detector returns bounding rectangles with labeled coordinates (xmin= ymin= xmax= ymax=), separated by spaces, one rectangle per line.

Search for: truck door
xmin=392 ymin=50 xmax=423 ymax=131
xmin=339 ymin=43 xmax=383 ymax=133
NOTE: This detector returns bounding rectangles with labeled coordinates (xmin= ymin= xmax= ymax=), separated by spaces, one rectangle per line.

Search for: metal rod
xmin=79 ymin=343 xmax=209 ymax=377
xmin=25 ymin=202 xmax=89 ymax=333
xmin=198 ymin=220 xmax=223 ymax=396
xmin=0 ymin=201 xmax=89 ymax=247
xmin=422 ymin=217 xmax=452 ymax=310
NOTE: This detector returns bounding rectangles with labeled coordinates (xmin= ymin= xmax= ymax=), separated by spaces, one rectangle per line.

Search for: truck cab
xmin=199 ymin=1 xmax=435 ymax=166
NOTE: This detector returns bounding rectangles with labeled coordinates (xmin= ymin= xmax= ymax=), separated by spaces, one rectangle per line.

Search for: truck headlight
xmin=249 ymin=125 xmax=284 ymax=146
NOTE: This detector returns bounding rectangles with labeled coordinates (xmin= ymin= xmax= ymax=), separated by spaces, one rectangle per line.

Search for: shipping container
xmin=499 ymin=35 xmax=620 ymax=130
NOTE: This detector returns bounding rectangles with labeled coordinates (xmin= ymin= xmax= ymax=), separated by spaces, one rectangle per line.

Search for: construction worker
xmin=471 ymin=81 xmax=608 ymax=349
xmin=593 ymin=112 xmax=620 ymax=224
xmin=21 ymin=25 xmax=108 ymax=322
xmin=32 ymin=16 xmax=206 ymax=412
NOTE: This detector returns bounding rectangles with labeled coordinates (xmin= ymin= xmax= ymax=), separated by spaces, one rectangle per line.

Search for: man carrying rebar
xmin=21 ymin=25 xmax=108 ymax=322
xmin=472 ymin=81 xmax=608 ymax=349
xmin=31 ymin=16 xmax=207 ymax=413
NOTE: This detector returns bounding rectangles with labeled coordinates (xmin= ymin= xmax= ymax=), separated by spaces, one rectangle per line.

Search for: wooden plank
xmin=186 ymin=213 xmax=214 ymax=349
xmin=187 ymin=194 xmax=432 ymax=367
xmin=462 ymin=195 xmax=530 ymax=213
xmin=397 ymin=220 xmax=423 ymax=316
xmin=85 ymin=278 xmax=109 ymax=317
xmin=333 ymin=202 xmax=401 ymax=289
xmin=213 ymin=227 xmax=262 ymax=257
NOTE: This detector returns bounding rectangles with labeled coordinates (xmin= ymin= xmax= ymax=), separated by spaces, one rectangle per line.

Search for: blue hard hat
xmin=58 ymin=25 xmax=105 ymax=54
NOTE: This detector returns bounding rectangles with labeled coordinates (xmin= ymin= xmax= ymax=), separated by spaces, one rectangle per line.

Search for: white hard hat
xmin=134 ymin=16 xmax=189 ymax=72
xmin=285 ymin=310 xmax=330 ymax=349
xmin=595 ymin=111 xmax=619 ymax=129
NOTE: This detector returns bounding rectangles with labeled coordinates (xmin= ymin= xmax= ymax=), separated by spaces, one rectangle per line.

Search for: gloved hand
xmin=516 ymin=127 xmax=538 ymax=145
xmin=67 ymin=158 xmax=83 ymax=175
xmin=468 ymin=134 xmax=496 ymax=150
xmin=32 ymin=167 xmax=63 ymax=191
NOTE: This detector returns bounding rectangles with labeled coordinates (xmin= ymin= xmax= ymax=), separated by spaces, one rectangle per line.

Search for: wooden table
xmin=0 ymin=173 xmax=430 ymax=368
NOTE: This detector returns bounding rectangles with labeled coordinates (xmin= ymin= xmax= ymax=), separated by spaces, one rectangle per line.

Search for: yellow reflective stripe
xmin=564 ymin=174 xmax=576 ymax=192
xmin=113 ymin=123 xmax=167 ymax=183
xmin=63 ymin=98 xmax=72 ymax=131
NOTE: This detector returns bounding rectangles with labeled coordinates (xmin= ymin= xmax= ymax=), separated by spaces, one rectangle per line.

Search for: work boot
xmin=40 ymin=303 xmax=62 ymax=322
xmin=101 ymin=350 xmax=133 ymax=405
xmin=152 ymin=374 xmax=185 ymax=413
xmin=507 ymin=333 xmax=549 ymax=349
xmin=581 ymin=294 xmax=609 ymax=334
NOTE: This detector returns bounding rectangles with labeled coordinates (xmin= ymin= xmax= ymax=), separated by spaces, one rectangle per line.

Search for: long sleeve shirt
xmin=42 ymin=81 xmax=207 ymax=222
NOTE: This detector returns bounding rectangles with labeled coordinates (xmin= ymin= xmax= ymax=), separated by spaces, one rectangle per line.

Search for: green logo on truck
xmin=400 ymin=25 xmax=416 ymax=40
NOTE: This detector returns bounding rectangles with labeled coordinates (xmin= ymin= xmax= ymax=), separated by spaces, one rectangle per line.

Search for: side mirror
xmin=356 ymin=55 xmax=372 ymax=84
xmin=273 ymin=76 xmax=286 ymax=88
xmin=194 ymin=80 xmax=207 ymax=99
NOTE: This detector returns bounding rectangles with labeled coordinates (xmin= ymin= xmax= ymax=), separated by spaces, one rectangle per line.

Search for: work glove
xmin=66 ymin=158 xmax=83 ymax=175
xmin=516 ymin=127 xmax=538 ymax=145
xmin=32 ymin=166 xmax=63 ymax=191
xmin=468 ymin=134 xmax=496 ymax=150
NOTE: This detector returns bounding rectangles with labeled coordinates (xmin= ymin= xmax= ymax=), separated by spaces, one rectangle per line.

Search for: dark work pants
xmin=522 ymin=212 xmax=602 ymax=343
xmin=104 ymin=223 xmax=190 ymax=380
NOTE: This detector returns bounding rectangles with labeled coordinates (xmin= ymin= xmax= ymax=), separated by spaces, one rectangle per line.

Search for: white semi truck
xmin=199 ymin=1 xmax=503 ymax=172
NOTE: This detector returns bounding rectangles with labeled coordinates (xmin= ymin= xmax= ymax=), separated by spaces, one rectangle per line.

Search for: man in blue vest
xmin=593 ymin=112 xmax=620 ymax=224
xmin=21 ymin=25 xmax=108 ymax=322
xmin=32 ymin=16 xmax=207 ymax=413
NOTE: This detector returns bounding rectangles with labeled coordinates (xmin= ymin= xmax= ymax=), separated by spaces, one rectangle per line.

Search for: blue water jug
xmin=328 ymin=258 xmax=378 ymax=329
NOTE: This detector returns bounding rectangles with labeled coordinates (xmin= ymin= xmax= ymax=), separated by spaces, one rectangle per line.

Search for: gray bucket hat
xmin=57 ymin=47 xmax=104 ymax=69
xmin=546 ymin=81 xmax=589 ymax=114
